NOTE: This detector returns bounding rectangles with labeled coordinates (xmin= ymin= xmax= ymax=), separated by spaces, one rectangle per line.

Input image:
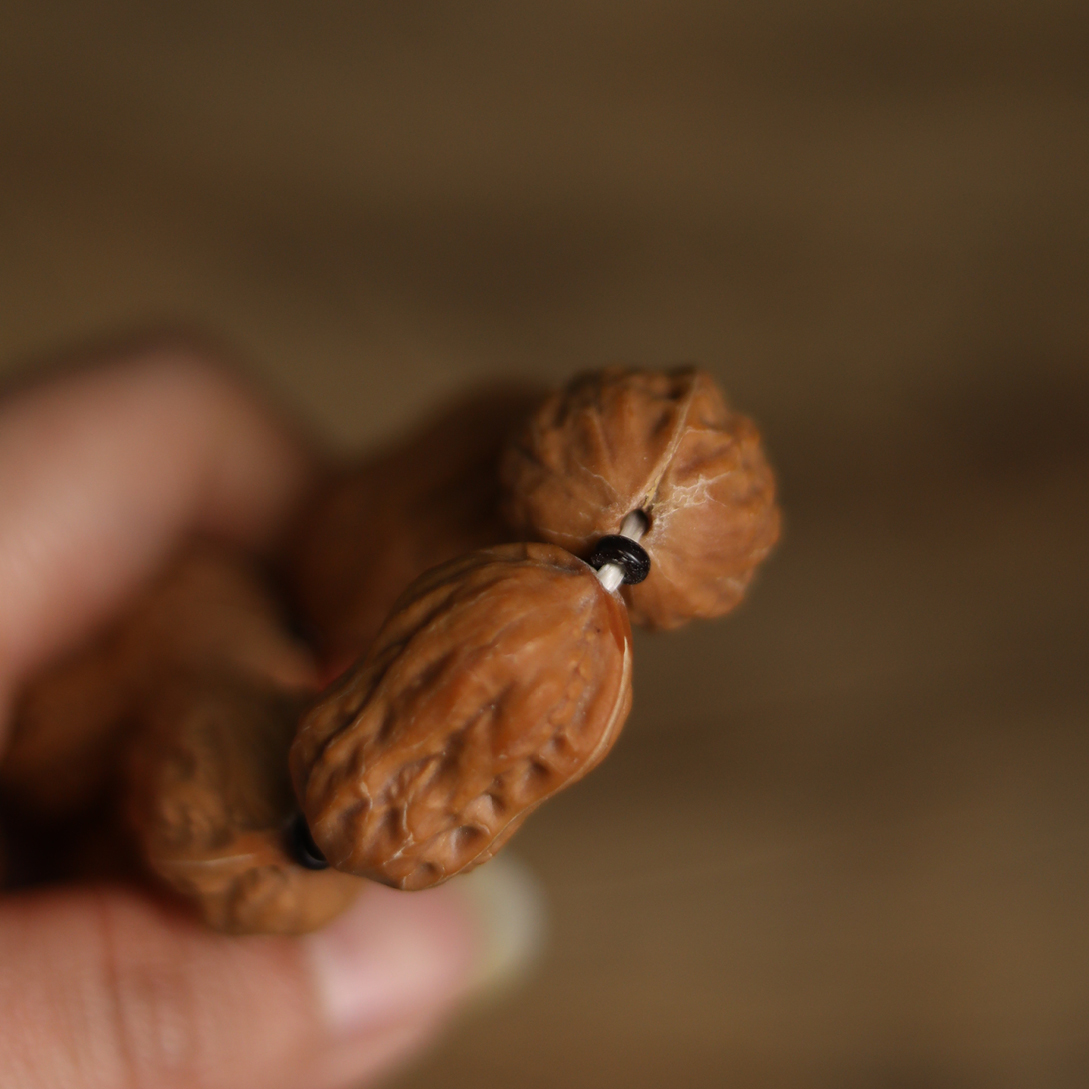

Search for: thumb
xmin=0 ymin=872 xmax=523 ymax=1089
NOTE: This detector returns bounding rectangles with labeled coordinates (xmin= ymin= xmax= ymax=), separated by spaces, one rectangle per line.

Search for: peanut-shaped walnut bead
xmin=290 ymin=542 xmax=633 ymax=891
xmin=500 ymin=366 xmax=781 ymax=629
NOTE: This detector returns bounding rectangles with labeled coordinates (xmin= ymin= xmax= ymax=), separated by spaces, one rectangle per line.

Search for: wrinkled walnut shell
xmin=127 ymin=676 xmax=359 ymax=934
xmin=291 ymin=542 xmax=633 ymax=891
xmin=500 ymin=366 xmax=781 ymax=629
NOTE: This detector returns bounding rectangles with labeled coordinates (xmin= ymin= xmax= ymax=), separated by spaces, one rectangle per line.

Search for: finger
xmin=0 ymin=342 xmax=316 ymax=724
xmin=0 ymin=880 xmax=479 ymax=1089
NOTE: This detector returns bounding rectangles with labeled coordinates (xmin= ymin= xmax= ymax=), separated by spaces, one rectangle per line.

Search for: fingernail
xmin=452 ymin=853 xmax=546 ymax=1001
xmin=306 ymin=854 xmax=544 ymax=1038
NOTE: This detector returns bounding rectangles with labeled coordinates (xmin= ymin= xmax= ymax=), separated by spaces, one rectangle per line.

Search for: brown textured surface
xmin=127 ymin=675 xmax=359 ymax=934
xmin=502 ymin=366 xmax=780 ymax=628
xmin=292 ymin=543 xmax=633 ymax=890
xmin=3 ymin=545 xmax=317 ymax=816
xmin=1 ymin=2 xmax=1087 ymax=1083
xmin=0 ymin=545 xmax=364 ymax=933
xmin=289 ymin=386 xmax=536 ymax=665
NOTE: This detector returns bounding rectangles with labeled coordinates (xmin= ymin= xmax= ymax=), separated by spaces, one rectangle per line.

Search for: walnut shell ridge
xmin=290 ymin=542 xmax=633 ymax=891
xmin=500 ymin=366 xmax=781 ymax=629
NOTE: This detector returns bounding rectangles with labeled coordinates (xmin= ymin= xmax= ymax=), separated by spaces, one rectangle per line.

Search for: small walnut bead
xmin=500 ymin=366 xmax=781 ymax=629
xmin=290 ymin=542 xmax=633 ymax=891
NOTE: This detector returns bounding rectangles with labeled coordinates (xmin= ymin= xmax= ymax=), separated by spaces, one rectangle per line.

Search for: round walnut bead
xmin=500 ymin=366 xmax=781 ymax=629
xmin=290 ymin=542 xmax=633 ymax=891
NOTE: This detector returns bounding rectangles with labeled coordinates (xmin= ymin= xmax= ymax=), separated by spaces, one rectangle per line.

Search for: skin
xmin=0 ymin=341 xmax=481 ymax=1089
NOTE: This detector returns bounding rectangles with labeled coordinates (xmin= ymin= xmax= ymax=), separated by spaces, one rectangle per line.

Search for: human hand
xmin=0 ymin=341 xmax=535 ymax=1089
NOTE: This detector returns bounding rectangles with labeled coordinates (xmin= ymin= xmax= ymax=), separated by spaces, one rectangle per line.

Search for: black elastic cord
xmin=286 ymin=812 xmax=329 ymax=870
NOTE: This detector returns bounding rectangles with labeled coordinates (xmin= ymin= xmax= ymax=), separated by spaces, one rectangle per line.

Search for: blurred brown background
xmin=2 ymin=2 xmax=1088 ymax=1086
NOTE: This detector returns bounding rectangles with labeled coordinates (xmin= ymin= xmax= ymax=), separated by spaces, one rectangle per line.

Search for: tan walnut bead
xmin=288 ymin=386 xmax=537 ymax=665
xmin=127 ymin=675 xmax=360 ymax=935
xmin=3 ymin=544 xmax=319 ymax=819
xmin=290 ymin=541 xmax=633 ymax=891
xmin=500 ymin=366 xmax=781 ymax=630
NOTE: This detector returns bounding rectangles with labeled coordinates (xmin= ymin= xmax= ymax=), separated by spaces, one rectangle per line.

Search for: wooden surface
xmin=1 ymin=3 xmax=1087 ymax=1086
